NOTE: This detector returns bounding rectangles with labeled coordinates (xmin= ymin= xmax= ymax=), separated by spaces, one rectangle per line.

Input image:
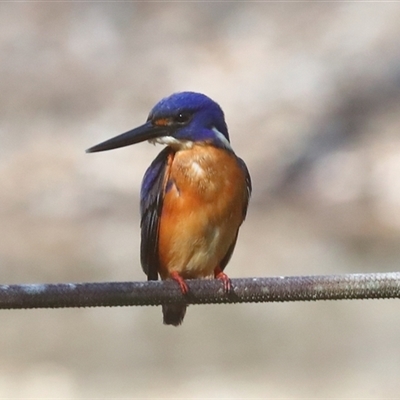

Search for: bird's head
xmin=86 ymin=92 xmax=232 ymax=153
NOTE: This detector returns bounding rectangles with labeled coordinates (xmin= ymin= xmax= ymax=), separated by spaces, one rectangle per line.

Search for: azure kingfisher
xmin=87 ymin=92 xmax=251 ymax=326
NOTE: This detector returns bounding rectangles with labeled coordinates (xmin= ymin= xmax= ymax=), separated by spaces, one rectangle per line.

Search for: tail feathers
xmin=162 ymin=304 xmax=187 ymax=326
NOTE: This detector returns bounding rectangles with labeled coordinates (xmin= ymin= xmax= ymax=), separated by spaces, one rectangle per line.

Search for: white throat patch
xmin=149 ymin=136 xmax=194 ymax=149
xmin=148 ymin=128 xmax=232 ymax=151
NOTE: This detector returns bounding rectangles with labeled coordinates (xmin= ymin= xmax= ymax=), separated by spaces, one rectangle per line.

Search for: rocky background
xmin=1 ymin=3 xmax=400 ymax=397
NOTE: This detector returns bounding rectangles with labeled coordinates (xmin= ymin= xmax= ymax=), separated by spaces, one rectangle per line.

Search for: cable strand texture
xmin=0 ymin=272 xmax=399 ymax=310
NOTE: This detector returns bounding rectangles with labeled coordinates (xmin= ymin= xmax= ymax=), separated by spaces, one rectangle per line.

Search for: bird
xmin=86 ymin=92 xmax=251 ymax=326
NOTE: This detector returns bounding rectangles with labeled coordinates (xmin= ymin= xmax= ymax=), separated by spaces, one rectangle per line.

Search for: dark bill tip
xmin=86 ymin=121 xmax=169 ymax=154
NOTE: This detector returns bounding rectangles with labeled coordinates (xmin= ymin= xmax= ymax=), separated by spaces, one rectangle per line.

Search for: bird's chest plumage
xmin=157 ymin=145 xmax=247 ymax=279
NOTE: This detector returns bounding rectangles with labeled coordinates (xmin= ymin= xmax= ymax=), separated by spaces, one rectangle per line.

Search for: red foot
xmin=170 ymin=271 xmax=189 ymax=295
xmin=214 ymin=267 xmax=232 ymax=293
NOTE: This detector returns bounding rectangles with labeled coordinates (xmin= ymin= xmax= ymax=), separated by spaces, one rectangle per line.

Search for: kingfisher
xmin=87 ymin=92 xmax=251 ymax=326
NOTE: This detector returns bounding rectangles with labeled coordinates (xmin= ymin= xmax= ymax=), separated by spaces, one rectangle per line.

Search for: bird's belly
xmin=158 ymin=146 xmax=246 ymax=279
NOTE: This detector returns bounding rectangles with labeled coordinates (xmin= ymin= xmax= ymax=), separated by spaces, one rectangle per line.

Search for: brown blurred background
xmin=1 ymin=2 xmax=400 ymax=398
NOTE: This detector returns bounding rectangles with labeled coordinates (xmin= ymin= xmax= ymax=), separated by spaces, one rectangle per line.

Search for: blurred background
xmin=1 ymin=2 xmax=400 ymax=398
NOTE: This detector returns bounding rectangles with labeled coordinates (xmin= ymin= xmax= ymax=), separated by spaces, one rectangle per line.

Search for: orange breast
xmin=158 ymin=144 xmax=247 ymax=280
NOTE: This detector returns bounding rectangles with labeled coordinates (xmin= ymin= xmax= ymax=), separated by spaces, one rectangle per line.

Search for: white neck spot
xmin=211 ymin=127 xmax=232 ymax=150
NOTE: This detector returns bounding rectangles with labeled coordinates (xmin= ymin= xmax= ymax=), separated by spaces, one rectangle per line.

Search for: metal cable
xmin=0 ymin=272 xmax=399 ymax=309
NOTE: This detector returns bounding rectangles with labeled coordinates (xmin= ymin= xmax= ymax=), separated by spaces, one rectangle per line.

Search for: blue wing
xmin=140 ymin=147 xmax=173 ymax=280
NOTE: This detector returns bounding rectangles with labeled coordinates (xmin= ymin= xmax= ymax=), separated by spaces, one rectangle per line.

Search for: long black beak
xmin=86 ymin=121 xmax=170 ymax=153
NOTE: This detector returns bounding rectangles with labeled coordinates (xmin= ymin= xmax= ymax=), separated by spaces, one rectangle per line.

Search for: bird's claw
xmin=170 ymin=272 xmax=189 ymax=295
xmin=215 ymin=269 xmax=232 ymax=293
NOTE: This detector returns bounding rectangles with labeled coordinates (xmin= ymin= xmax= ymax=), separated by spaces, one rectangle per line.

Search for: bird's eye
xmin=174 ymin=112 xmax=190 ymax=124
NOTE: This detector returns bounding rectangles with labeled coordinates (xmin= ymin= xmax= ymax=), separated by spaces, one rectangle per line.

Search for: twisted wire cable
xmin=0 ymin=272 xmax=399 ymax=310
